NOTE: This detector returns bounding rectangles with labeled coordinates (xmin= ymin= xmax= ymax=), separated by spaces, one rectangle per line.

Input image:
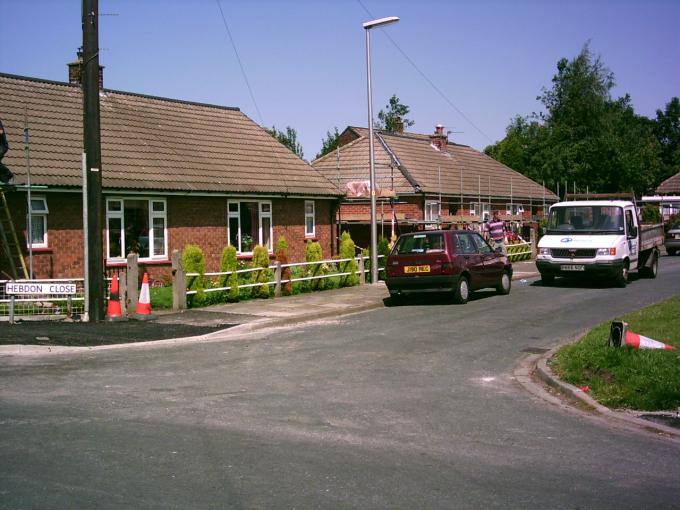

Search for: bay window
xmin=106 ymin=198 xmax=167 ymax=261
xmin=228 ymin=200 xmax=273 ymax=253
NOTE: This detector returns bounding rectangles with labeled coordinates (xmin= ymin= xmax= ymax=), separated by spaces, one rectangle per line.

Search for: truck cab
xmin=536 ymin=200 xmax=661 ymax=286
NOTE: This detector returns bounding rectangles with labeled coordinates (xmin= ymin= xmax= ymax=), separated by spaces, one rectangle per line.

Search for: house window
xmin=28 ymin=197 xmax=48 ymax=248
xmin=470 ymin=202 xmax=490 ymax=220
xmin=305 ymin=200 xmax=315 ymax=237
xmin=106 ymin=198 xmax=167 ymax=261
xmin=506 ymin=204 xmax=524 ymax=216
xmin=227 ymin=200 xmax=273 ymax=253
xmin=424 ymin=200 xmax=440 ymax=228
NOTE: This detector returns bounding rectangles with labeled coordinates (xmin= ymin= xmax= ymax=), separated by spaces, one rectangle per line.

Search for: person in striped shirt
xmin=486 ymin=212 xmax=506 ymax=254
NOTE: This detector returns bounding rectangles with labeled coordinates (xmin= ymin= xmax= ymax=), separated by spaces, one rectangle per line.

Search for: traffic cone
xmin=609 ymin=321 xmax=675 ymax=350
xmin=105 ymin=273 xmax=126 ymax=321
xmin=133 ymin=272 xmax=155 ymax=321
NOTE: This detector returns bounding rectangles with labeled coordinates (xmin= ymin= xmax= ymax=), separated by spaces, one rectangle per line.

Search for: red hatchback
xmin=385 ymin=230 xmax=512 ymax=304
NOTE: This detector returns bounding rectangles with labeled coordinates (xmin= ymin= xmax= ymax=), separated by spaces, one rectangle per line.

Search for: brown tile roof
xmin=0 ymin=73 xmax=341 ymax=196
xmin=312 ymin=126 xmax=557 ymax=201
xmin=656 ymin=171 xmax=680 ymax=194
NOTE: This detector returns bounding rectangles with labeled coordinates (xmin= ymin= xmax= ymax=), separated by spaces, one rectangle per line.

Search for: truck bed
xmin=640 ymin=223 xmax=664 ymax=252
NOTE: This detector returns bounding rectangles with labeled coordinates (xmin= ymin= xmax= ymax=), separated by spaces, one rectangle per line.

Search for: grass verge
xmin=552 ymin=296 xmax=680 ymax=411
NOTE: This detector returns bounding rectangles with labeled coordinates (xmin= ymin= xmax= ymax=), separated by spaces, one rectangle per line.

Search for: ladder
xmin=0 ymin=189 xmax=29 ymax=280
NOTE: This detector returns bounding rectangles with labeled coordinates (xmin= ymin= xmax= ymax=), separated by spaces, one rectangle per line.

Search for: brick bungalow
xmin=0 ymin=72 xmax=342 ymax=281
xmin=312 ymin=125 xmax=558 ymax=247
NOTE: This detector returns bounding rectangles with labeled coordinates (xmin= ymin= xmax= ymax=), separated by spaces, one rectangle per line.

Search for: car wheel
xmin=453 ymin=276 xmax=470 ymax=304
xmin=614 ymin=261 xmax=629 ymax=287
xmin=540 ymin=273 xmax=554 ymax=286
xmin=640 ymin=251 xmax=658 ymax=279
xmin=388 ymin=292 xmax=403 ymax=305
xmin=496 ymin=270 xmax=511 ymax=295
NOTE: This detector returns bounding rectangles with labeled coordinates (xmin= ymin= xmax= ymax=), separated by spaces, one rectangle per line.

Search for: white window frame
xmin=28 ymin=196 xmax=49 ymax=248
xmin=105 ymin=197 xmax=168 ymax=262
xmin=506 ymin=203 xmax=524 ymax=216
xmin=304 ymin=200 xmax=315 ymax=237
xmin=227 ymin=199 xmax=274 ymax=254
xmin=470 ymin=202 xmax=490 ymax=220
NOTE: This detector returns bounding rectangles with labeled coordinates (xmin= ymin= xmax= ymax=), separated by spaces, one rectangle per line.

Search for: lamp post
xmin=364 ymin=15 xmax=399 ymax=284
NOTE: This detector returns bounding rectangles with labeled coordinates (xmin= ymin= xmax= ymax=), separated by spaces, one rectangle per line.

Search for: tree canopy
xmin=376 ymin=95 xmax=414 ymax=133
xmin=267 ymin=125 xmax=304 ymax=159
xmin=485 ymin=44 xmax=672 ymax=197
xmin=315 ymin=126 xmax=341 ymax=160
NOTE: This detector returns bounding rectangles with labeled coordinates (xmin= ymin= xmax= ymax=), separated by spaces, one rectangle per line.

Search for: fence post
xmin=9 ymin=295 xmax=15 ymax=324
xmin=126 ymin=253 xmax=139 ymax=314
xmin=172 ymin=249 xmax=186 ymax=311
xmin=530 ymin=226 xmax=537 ymax=258
xmin=119 ymin=271 xmax=127 ymax=315
xmin=274 ymin=261 xmax=282 ymax=298
xmin=358 ymin=255 xmax=365 ymax=285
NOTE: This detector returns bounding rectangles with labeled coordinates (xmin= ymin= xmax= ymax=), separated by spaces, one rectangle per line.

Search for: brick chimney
xmin=429 ymin=124 xmax=448 ymax=151
xmin=68 ymin=48 xmax=104 ymax=89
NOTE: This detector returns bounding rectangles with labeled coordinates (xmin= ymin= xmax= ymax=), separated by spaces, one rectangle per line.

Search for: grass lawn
xmin=552 ymin=296 xmax=680 ymax=412
xmin=150 ymin=286 xmax=173 ymax=309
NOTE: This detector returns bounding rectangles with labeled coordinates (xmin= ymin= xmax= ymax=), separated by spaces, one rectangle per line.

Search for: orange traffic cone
xmin=609 ymin=321 xmax=675 ymax=350
xmin=105 ymin=273 xmax=126 ymax=321
xmin=133 ymin=272 xmax=155 ymax=321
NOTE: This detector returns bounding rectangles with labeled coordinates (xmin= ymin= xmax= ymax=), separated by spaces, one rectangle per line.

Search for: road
xmin=2 ymin=257 xmax=680 ymax=509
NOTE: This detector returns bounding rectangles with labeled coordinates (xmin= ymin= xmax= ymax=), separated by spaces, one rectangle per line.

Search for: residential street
xmin=1 ymin=257 xmax=680 ymax=509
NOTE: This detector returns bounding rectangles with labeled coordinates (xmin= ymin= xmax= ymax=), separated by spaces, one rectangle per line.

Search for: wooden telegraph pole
xmin=82 ymin=0 xmax=104 ymax=321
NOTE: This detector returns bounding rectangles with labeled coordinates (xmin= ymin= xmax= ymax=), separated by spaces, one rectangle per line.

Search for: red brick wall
xmin=1 ymin=192 xmax=337 ymax=281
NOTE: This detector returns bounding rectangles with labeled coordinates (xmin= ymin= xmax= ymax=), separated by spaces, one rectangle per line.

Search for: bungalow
xmin=0 ymin=72 xmax=342 ymax=281
xmin=312 ymin=125 xmax=558 ymax=247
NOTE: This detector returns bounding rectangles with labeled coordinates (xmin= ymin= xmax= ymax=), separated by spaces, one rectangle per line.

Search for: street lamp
xmin=364 ymin=15 xmax=399 ymax=284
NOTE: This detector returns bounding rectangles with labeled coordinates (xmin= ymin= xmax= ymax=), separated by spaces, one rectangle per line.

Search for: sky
xmin=1 ymin=0 xmax=678 ymax=161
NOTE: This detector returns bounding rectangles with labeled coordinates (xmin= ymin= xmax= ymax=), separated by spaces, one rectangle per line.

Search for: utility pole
xmin=83 ymin=0 xmax=104 ymax=321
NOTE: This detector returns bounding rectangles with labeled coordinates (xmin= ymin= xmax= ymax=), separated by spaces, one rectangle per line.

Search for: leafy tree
xmin=315 ymin=126 xmax=341 ymax=159
xmin=251 ymin=245 xmax=271 ymax=298
xmin=275 ymin=236 xmax=292 ymax=296
xmin=339 ymin=231 xmax=358 ymax=287
xmin=305 ymin=240 xmax=324 ymax=290
xmin=267 ymin=125 xmax=304 ymax=159
xmin=220 ymin=245 xmax=239 ymax=302
xmin=376 ymin=94 xmax=414 ymax=133
xmin=182 ymin=244 xmax=206 ymax=306
xmin=654 ymin=97 xmax=680 ymax=183
xmin=485 ymin=43 xmax=662 ymax=196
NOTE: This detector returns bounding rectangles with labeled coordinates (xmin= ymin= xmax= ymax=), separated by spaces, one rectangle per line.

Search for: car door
xmin=456 ymin=233 xmax=486 ymax=289
xmin=471 ymin=232 xmax=503 ymax=286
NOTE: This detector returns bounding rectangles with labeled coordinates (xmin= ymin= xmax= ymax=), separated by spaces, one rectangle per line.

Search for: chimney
xmin=68 ymin=48 xmax=104 ymax=89
xmin=429 ymin=124 xmax=448 ymax=151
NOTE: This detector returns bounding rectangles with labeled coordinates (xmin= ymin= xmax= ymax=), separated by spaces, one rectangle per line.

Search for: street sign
xmin=5 ymin=282 xmax=77 ymax=295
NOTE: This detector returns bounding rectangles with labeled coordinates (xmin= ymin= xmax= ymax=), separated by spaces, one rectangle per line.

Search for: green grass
xmin=553 ymin=296 xmax=680 ymax=411
xmin=150 ymin=286 xmax=173 ymax=309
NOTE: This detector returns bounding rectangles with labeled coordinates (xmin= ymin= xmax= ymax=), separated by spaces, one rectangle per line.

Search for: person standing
xmin=487 ymin=211 xmax=506 ymax=254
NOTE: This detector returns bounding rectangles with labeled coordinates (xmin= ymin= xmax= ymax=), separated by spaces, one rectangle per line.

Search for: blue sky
xmin=1 ymin=0 xmax=678 ymax=160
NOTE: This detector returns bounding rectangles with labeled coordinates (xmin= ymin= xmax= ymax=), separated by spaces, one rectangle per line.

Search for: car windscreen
xmin=393 ymin=233 xmax=445 ymax=254
xmin=547 ymin=205 xmax=624 ymax=234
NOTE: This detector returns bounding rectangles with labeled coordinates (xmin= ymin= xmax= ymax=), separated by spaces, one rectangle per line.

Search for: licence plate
xmin=561 ymin=264 xmax=585 ymax=272
xmin=404 ymin=265 xmax=431 ymax=274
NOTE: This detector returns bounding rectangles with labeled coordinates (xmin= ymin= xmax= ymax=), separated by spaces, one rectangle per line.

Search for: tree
xmin=654 ymin=97 xmax=680 ymax=182
xmin=376 ymin=95 xmax=414 ymax=133
xmin=315 ymin=127 xmax=341 ymax=159
xmin=485 ymin=43 xmax=662 ymax=196
xmin=267 ymin=125 xmax=304 ymax=159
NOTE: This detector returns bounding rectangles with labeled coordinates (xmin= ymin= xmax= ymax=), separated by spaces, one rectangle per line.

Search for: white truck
xmin=536 ymin=199 xmax=664 ymax=286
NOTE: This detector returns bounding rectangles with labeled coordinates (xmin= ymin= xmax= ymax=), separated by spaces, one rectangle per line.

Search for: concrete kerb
xmin=515 ymin=335 xmax=680 ymax=442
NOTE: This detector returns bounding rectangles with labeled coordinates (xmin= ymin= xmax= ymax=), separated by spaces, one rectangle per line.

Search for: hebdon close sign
xmin=5 ymin=282 xmax=77 ymax=295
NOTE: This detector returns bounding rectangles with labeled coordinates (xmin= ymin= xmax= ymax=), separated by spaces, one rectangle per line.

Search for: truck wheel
xmin=453 ymin=276 xmax=470 ymax=304
xmin=614 ymin=261 xmax=629 ymax=287
xmin=640 ymin=251 xmax=658 ymax=279
xmin=496 ymin=270 xmax=512 ymax=295
xmin=540 ymin=273 xmax=554 ymax=286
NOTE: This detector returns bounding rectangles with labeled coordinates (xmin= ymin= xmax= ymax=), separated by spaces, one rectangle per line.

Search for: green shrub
xmin=305 ymin=240 xmax=325 ymax=290
xmin=182 ymin=244 xmax=206 ymax=306
xmin=362 ymin=247 xmax=371 ymax=283
xmin=339 ymin=231 xmax=358 ymax=287
xmin=251 ymin=244 xmax=271 ymax=298
xmin=275 ymin=236 xmax=292 ymax=296
xmin=378 ymin=236 xmax=390 ymax=277
xmin=641 ymin=203 xmax=661 ymax=223
xmin=220 ymin=245 xmax=240 ymax=302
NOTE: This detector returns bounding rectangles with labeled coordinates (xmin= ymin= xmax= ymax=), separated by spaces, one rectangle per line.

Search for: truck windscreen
xmin=547 ymin=206 xmax=624 ymax=234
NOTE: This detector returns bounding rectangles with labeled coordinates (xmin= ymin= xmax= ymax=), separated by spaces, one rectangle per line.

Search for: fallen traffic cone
xmin=105 ymin=273 xmax=126 ymax=321
xmin=609 ymin=321 xmax=675 ymax=350
xmin=133 ymin=272 xmax=155 ymax=321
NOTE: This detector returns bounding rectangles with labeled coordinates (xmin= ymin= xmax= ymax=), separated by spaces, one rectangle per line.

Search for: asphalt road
xmin=1 ymin=257 xmax=680 ymax=509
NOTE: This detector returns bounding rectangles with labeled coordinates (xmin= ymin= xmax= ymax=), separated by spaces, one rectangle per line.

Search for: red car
xmin=385 ymin=230 xmax=513 ymax=304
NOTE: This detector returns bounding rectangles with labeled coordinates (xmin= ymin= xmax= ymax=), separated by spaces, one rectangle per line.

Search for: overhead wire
xmin=356 ymin=0 xmax=495 ymax=145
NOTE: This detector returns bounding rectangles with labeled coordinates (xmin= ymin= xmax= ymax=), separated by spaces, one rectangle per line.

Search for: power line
xmin=356 ymin=0 xmax=495 ymax=145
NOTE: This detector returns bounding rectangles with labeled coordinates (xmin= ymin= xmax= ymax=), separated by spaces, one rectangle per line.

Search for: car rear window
xmin=394 ymin=233 xmax=445 ymax=254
